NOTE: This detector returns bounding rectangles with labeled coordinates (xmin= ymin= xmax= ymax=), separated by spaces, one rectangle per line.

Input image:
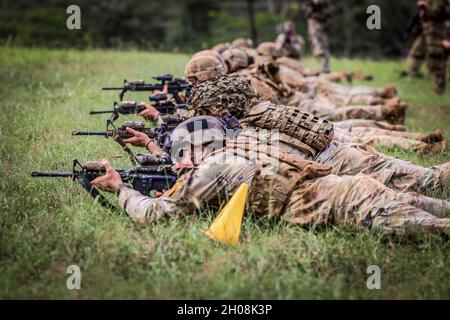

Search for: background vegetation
xmin=0 ymin=46 xmax=449 ymax=299
xmin=1 ymin=0 xmax=418 ymax=57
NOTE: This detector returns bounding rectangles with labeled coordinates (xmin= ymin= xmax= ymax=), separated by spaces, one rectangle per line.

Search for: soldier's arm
xmin=117 ymin=156 xmax=257 ymax=224
xmin=117 ymin=185 xmax=188 ymax=223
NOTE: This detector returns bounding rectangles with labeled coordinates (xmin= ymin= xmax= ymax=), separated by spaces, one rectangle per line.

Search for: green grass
xmin=0 ymin=47 xmax=449 ymax=299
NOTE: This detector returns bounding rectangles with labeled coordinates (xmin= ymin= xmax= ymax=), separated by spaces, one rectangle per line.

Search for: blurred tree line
xmin=0 ymin=0 xmax=417 ymax=58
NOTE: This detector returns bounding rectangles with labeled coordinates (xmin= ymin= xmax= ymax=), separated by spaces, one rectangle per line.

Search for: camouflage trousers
xmin=317 ymin=82 xmax=395 ymax=106
xmin=283 ymin=174 xmax=450 ymax=236
xmin=334 ymin=127 xmax=445 ymax=154
xmin=308 ymin=18 xmax=330 ymax=73
xmin=334 ymin=119 xmax=406 ymax=131
xmin=314 ymin=141 xmax=450 ymax=194
xmin=423 ymin=29 xmax=447 ymax=94
xmin=299 ymin=97 xmax=387 ymax=123
xmin=407 ymin=35 xmax=426 ymax=77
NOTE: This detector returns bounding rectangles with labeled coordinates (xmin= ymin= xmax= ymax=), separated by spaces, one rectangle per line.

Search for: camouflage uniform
xmin=315 ymin=141 xmax=450 ymax=194
xmin=275 ymin=21 xmax=305 ymax=60
xmin=117 ymin=123 xmax=450 ymax=236
xmin=315 ymin=79 xmax=398 ymax=106
xmin=333 ymin=119 xmax=406 ymax=131
xmin=187 ymin=75 xmax=450 ymax=194
xmin=421 ymin=0 xmax=449 ymax=94
xmin=236 ymin=61 xmax=290 ymax=104
xmin=275 ymin=68 xmax=396 ymax=106
xmin=298 ymin=94 xmax=406 ymax=125
xmin=276 ymin=56 xmax=320 ymax=77
xmin=304 ymin=0 xmax=331 ymax=73
xmin=407 ymin=35 xmax=426 ymax=77
xmin=333 ymin=127 xmax=446 ymax=154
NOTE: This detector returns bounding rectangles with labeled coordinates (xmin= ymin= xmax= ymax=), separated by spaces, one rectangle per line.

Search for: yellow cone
xmin=204 ymin=183 xmax=249 ymax=246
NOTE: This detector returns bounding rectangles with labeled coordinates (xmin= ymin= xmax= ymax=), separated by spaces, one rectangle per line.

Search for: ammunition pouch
xmin=240 ymin=102 xmax=334 ymax=156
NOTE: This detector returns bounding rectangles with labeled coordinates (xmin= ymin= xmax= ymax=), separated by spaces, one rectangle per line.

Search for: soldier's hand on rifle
xmin=138 ymin=102 xmax=160 ymax=121
xmin=123 ymin=127 xmax=152 ymax=148
xmin=91 ymin=160 xmax=123 ymax=193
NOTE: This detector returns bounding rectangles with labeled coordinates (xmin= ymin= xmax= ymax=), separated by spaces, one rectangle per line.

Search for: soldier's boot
xmin=412 ymin=194 xmax=450 ymax=218
xmin=352 ymin=71 xmax=373 ymax=81
xmin=425 ymin=140 xmax=447 ymax=153
xmin=433 ymin=74 xmax=446 ymax=95
xmin=404 ymin=213 xmax=450 ymax=236
xmin=378 ymin=85 xmax=397 ymax=99
xmin=435 ymin=163 xmax=450 ymax=190
xmin=326 ymin=71 xmax=348 ymax=83
xmin=420 ymin=129 xmax=443 ymax=144
xmin=372 ymin=201 xmax=450 ymax=236
xmin=381 ymin=98 xmax=407 ymax=124
xmin=407 ymin=58 xmax=425 ymax=78
xmin=319 ymin=55 xmax=330 ymax=74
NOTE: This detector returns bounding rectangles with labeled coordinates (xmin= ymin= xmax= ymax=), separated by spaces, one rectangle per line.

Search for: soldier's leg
xmin=350 ymin=135 xmax=446 ymax=154
xmin=407 ymin=36 xmax=426 ymax=77
xmin=298 ymin=98 xmax=402 ymax=124
xmin=349 ymin=127 xmax=446 ymax=153
xmin=284 ymin=174 xmax=450 ymax=235
xmin=333 ymin=119 xmax=406 ymax=131
xmin=351 ymin=127 xmax=426 ymax=140
xmin=322 ymin=82 xmax=397 ymax=106
xmin=425 ymin=34 xmax=447 ymax=94
xmin=315 ymin=142 xmax=450 ymax=193
xmin=371 ymin=201 xmax=450 ymax=236
xmin=308 ymin=19 xmax=330 ymax=73
xmin=329 ymin=103 xmax=405 ymax=124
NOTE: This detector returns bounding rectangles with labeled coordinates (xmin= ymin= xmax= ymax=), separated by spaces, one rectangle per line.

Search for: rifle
xmin=72 ymin=120 xmax=161 ymax=140
xmin=31 ymin=159 xmax=177 ymax=210
xmin=102 ymin=75 xmax=189 ymax=102
xmin=72 ymin=120 xmax=173 ymax=165
xmin=89 ymin=94 xmax=187 ymax=121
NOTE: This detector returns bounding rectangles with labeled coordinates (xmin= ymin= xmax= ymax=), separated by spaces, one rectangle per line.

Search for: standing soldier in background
xmin=275 ymin=20 xmax=305 ymax=60
xmin=304 ymin=0 xmax=331 ymax=73
xmin=443 ymin=2 xmax=450 ymax=87
xmin=420 ymin=0 xmax=449 ymax=94
xmin=406 ymin=3 xmax=426 ymax=78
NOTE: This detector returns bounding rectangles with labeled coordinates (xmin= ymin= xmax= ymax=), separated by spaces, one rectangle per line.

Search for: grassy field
xmin=0 ymin=46 xmax=449 ymax=299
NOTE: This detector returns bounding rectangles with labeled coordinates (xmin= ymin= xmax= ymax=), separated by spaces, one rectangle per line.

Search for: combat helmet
xmin=231 ymin=38 xmax=254 ymax=49
xmin=222 ymin=48 xmax=249 ymax=73
xmin=170 ymin=116 xmax=228 ymax=162
xmin=257 ymin=42 xmax=282 ymax=58
xmin=184 ymin=55 xmax=227 ymax=83
xmin=192 ymin=50 xmax=227 ymax=71
xmin=212 ymin=43 xmax=230 ymax=54
xmin=187 ymin=74 xmax=258 ymax=119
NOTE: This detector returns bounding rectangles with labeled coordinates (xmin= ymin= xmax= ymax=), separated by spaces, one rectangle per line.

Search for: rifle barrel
xmin=31 ymin=172 xmax=73 ymax=177
xmin=102 ymin=87 xmax=124 ymax=90
xmin=72 ymin=131 xmax=107 ymax=136
xmin=89 ymin=110 xmax=115 ymax=114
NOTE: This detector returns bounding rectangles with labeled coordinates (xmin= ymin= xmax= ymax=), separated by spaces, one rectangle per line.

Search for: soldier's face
xmin=173 ymin=144 xmax=207 ymax=171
